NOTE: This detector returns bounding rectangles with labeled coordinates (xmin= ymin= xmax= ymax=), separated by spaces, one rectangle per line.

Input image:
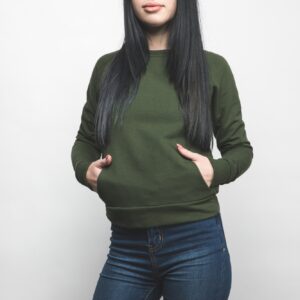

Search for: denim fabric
xmin=92 ymin=212 xmax=232 ymax=300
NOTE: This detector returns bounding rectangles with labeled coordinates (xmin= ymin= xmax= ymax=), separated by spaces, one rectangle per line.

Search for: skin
xmin=131 ymin=0 xmax=177 ymax=50
xmin=86 ymin=0 xmax=214 ymax=191
xmin=176 ymin=144 xmax=214 ymax=188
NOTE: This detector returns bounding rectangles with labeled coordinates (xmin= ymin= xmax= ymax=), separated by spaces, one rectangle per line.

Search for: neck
xmin=145 ymin=24 xmax=169 ymax=50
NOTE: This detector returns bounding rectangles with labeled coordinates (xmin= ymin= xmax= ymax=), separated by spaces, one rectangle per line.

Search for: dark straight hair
xmin=95 ymin=0 xmax=214 ymax=152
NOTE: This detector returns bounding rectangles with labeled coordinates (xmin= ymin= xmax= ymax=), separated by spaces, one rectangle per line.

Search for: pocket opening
xmin=189 ymin=160 xmax=211 ymax=190
xmin=96 ymin=168 xmax=106 ymax=198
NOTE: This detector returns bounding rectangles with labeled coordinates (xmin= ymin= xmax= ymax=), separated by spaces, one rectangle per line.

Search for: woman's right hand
xmin=86 ymin=154 xmax=112 ymax=192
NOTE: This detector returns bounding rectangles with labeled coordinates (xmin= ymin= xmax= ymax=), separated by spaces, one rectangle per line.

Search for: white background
xmin=1 ymin=0 xmax=299 ymax=299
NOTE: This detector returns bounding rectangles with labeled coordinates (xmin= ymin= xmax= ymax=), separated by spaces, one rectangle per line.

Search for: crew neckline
xmin=149 ymin=49 xmax=170 ymax=56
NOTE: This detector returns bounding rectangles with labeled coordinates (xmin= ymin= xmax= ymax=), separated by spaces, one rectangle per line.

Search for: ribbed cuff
xmin=207 ymin=157 xmax=231 ymax=187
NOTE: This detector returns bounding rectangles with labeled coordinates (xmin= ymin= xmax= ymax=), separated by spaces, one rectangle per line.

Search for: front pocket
xmin=188 ymin=160 xmax=211 ymax=190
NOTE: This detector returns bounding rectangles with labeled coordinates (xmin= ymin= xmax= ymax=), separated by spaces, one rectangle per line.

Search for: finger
xmin=176 ymin=143 xmax=199 ymax=161
xmin=94 ymin=155 xmax=112 ymax=168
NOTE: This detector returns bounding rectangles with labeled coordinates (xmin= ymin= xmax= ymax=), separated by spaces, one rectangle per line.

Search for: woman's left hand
xmin=176 ymin=143 xmax=214 ymax=188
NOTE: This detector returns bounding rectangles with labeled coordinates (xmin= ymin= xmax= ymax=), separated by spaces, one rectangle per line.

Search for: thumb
xmin=94 ymin=154 xmax=112 ymax=168
xmin=176 ymin=143 xmax=199 ymax=161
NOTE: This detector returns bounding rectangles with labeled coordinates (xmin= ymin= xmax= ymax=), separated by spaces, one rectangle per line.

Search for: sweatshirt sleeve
xmin=207 ymin=56 xmax=254 ymax=188
xmin=71 ymin=57 xmax=105 ymax=191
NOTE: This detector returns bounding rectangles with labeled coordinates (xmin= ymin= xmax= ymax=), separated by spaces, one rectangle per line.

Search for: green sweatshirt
xmin=71 ymin=49 xmax=253 ymax=228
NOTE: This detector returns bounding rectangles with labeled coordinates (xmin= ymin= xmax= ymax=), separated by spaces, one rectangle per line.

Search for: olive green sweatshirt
xmin=71 ymin=49 xmax=253 ymax=228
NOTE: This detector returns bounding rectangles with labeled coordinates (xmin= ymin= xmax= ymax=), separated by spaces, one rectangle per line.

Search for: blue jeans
xmin=92 ymin=212 xmax=232 ymax=300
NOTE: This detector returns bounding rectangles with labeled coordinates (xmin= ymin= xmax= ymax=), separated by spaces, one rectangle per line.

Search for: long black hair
xmin=95 ymin=0 xmax=214 ymax=152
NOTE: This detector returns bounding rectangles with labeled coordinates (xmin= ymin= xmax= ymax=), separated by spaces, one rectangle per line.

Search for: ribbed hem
xmin=105 ymin=194 xmax=220 ymax=228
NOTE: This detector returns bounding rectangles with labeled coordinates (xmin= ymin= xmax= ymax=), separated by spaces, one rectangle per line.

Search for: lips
xmin=142 ymin=2 xmax=163 ymax=8
xmin=142 ymin=2 xmax=164 ymax=13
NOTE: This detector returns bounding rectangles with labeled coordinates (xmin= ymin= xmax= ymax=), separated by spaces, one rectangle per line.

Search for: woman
xmin=71 ymin=0 xmax=253 ymax=299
